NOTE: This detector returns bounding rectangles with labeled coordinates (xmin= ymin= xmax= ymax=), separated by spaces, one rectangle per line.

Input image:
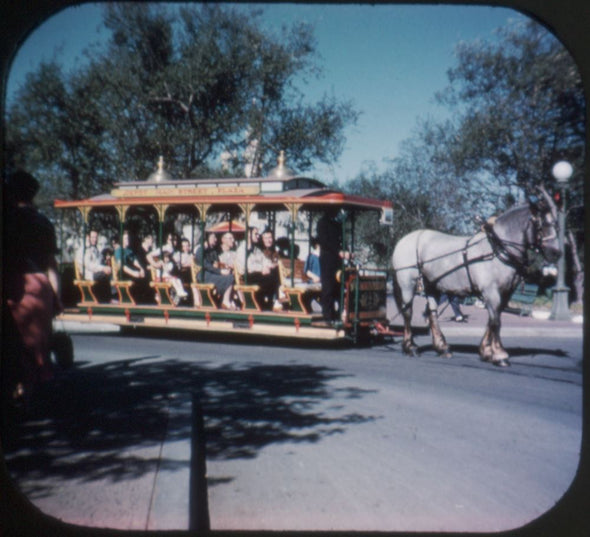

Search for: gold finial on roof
xmin=267 ymin=150 xmax=294 ymax=180
xmin=147 ymin=155 xmax=172 ymax=182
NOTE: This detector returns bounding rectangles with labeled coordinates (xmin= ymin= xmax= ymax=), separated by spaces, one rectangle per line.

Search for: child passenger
xmin=153 ymin=249 xmax=188 ymax=301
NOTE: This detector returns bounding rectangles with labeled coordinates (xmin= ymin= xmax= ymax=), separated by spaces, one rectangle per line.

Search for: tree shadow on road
xmin=2 ymin=354 xmax=378 ymax=498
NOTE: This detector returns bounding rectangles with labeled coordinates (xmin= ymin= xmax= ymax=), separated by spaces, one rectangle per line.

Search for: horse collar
xmin=483 ymin=221 xmax=530 ymax=275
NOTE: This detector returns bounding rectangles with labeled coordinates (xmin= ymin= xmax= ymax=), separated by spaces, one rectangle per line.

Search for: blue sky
xmin=6 ymin=2 xmax=529 ymax=183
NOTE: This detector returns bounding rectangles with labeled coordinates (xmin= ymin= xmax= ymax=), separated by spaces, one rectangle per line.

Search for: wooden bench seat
xmin=278 ymin=258 xmax=321 ymax=314
xmin=233 ymin=261 xmax=261 ymax=311
xmin=149 ymin=266 xmax=178 ymax=306
xmin=111 ymin=257 xmax=136 ymax=305
xmin=190 ymin=263 xmax=218 ymax=309
xmin=73 ymin=260 xmax=99 ymax=305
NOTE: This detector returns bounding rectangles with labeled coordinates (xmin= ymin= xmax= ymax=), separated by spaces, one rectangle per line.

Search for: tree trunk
xmin=567 ymin=230 xmax=584 ymax=303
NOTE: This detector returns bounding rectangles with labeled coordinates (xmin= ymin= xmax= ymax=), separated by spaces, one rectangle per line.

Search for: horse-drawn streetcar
xmin=54 ymin=156 xmax=394 ymax=344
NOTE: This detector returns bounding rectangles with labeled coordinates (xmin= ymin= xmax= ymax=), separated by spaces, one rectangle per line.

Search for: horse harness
xmin=480 ymin=213 xmax=548 ymax=276
xmin=412 ymin=213 xmax=546 ymax=295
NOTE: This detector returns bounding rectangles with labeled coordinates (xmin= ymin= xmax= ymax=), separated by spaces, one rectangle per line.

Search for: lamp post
xmin=549 ymin=160 xmax=573 ymax=321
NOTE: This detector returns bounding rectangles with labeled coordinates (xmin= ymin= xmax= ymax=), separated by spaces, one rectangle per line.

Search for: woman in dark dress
xmin=195 ymin=233 xmax=236 ymax=309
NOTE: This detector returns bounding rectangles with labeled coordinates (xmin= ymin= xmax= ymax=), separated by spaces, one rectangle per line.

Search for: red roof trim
xmin=54 ymin=191 xmax=392 ymax=210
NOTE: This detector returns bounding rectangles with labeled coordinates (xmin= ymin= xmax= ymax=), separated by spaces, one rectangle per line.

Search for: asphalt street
xmin=1 ymin=302 xmax=585 ymax=534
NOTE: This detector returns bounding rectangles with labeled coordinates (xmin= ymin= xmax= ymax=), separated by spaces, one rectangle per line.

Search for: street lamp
xmin=549 ymin=160 xmax=573 ymax=321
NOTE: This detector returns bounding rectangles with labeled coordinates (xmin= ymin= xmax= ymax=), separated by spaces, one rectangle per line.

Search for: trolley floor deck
xmin=58 ymin=306 xmax=347 ymax=341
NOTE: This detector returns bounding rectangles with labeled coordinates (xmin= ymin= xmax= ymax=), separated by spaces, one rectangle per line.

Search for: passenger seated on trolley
xmin=235 ymin=227 xmax=259 ymax=276
xmin=275 ymin=237 xmax=300 ymax=260
xmin=110 ymin=234 xmax=121 ymax=256
xmin=304 ymin=238 xmax=321 ymax=284
xmin=76 ymin=229 xmax=112 ymax=303
xmin=151 ymin=249 xmax=189 ymax=302
xmin=132 ymin=233 xmax=157 ymax=304
xmin=114 ymin=231 xmax=143 ymax=278
xmin=194 ymin=232 xmax=236 ymax=310
xmin=162 ymin=232 xmax=181 ymax=265
xmin=219 ymin=232 xmax=237 ymax=269
xmin=178 ymin=237 xmax=194 ymax=285
xmin=245 ymin=228 xmax=284 ymax=311
xmin=117 ymin=231 xmax=151 ymax=303
xmin=100 ymin=247 xmax=116 ymax=300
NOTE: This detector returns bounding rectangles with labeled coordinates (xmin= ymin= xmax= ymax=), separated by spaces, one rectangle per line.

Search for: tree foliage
xmin=436 ymin=19 xmax=584 ymax=201
xmin=6 ymin=3 xmax=358 ymax=199
xmin=345 ymin=18 xmax=584 ymax=263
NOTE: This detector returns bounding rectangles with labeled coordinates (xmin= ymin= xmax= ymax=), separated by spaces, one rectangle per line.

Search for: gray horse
xmin=391 ymin=196 xmax=560 ymax=367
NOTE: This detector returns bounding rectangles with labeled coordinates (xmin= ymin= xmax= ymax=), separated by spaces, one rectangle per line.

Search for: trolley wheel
xmin=51 ymin=331 xmax=74 ymax=369
xmin=354 ymin=326 xmax=372 ymax=347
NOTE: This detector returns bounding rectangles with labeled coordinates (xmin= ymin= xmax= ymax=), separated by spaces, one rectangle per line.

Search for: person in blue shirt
xmin=304 ymin=238 xmax=321 ymax=284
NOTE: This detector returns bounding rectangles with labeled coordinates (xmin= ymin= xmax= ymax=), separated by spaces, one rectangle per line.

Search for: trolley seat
xmin=233 ymin=260 xmax=261 ymax=311
xmin=110 ymin=257 xmax=136 ymax=305
xmin=149 ymin=266 xmax=178 ymax=306
xmin=190 ymin=263 xmax=218 ymax=309
xmin=277 ymin=257 xmax=321 ymax=314
xmin=73 ymin=259 xmax=99 ymax=305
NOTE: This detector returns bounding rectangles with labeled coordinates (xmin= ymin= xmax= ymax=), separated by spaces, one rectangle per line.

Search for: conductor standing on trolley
xmin=317 ymin=207 xmax=349 ymax=325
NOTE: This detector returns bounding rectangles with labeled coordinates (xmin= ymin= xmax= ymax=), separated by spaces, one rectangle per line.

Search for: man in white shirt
xmin=77 ymin=229 xmax=112 ymax=302
xmin=244 ymin=228 xmax=281 ymax=310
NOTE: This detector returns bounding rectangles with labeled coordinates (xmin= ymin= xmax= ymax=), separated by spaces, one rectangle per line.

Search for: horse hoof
xmin=493 ymin=359 xmax=510 ymax=368
xmin=441 ymin=351 xmax=453 ymax=359
xmin=402 ymin=342 xmax=419 ymax=357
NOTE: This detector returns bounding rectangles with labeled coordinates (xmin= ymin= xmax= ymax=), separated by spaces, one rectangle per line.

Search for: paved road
xmin=2 ymin=311 xmax=584 ymax=533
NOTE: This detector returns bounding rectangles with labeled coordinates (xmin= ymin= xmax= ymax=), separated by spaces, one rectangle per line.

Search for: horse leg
xmin=490 ymin=315 xmax=509 ymax=366
xmin=480 ymin=295 xmax=510 ymax=367
xmin=393 ymin=272 xmax=419 ymax=356
xmin=479 ymin=327 xmax=494 ymax=362
xmin=401 ymin=304 xmax=419 ymax=356
xmin=491 ymin=332 xmax=509 ymax=365
xmin=426 ymin=295 xmax=452 ymax=358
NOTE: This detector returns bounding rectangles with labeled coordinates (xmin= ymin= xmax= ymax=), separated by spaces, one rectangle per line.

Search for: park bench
xmin=506 ymin=282 xmax=538 ymax=316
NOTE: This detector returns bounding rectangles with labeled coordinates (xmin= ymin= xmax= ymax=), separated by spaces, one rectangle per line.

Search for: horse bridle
xmin=482 ymin=211 xmax=554 ymax=275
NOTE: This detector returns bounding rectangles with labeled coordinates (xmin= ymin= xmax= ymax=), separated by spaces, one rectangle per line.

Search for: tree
xmin=6 ymin=3 xmax=358 ymax=198
xmin=436 ymin=18 xmax=585 ymax=297
xmin=7 ymin=62 xmax=104 ymax=200
xmin=345 ymin=18 xmax=584 ymax=275
xmin=436 ymin=19 xmax=584 ymax=202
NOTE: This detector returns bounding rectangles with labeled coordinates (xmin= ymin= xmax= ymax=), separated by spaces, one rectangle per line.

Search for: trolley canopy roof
xmin=54 ymin=174 xmax=393 ymax=213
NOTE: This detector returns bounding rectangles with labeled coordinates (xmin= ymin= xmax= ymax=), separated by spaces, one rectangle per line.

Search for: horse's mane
xmin=492 ymin=204 xmax=531 ymax=235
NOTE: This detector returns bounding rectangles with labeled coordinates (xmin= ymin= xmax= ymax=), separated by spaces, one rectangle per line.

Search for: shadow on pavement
xmin=436 ymin=343 xmax=569 ymax=359
xmin=2 ymin=354 xmax=378 ymax=498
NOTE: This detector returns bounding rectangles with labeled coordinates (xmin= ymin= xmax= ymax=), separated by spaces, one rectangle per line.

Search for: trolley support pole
xmin=339 ymin=211 xmax=346 ymax=323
